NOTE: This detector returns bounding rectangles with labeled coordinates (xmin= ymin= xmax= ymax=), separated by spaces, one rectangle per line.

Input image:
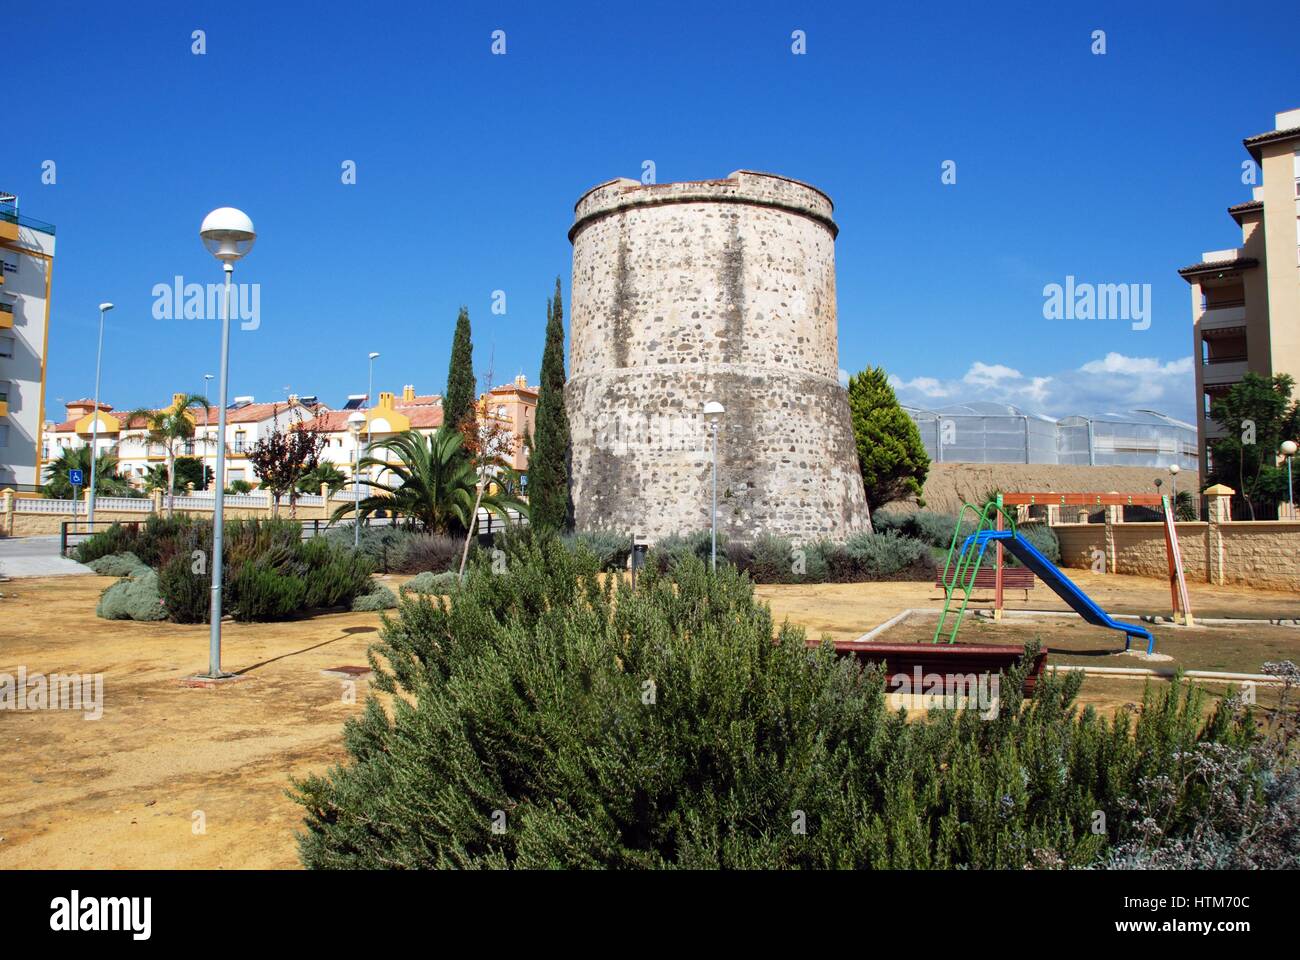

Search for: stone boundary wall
xmin=1053 ymin=519 xmax=1299 ymax=592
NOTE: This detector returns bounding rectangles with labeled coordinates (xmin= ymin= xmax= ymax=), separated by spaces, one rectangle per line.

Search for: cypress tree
xmin=444 ymin=306 xmax=475 ymax=431
xmin=530 ymin=278 xmax=572 ymax=532
xmin=847 ymin=365 xmax=930 ymax=510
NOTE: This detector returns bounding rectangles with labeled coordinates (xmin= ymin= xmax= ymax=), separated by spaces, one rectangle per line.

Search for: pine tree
xmin=529 ymin=278 xmax=572 ymax=532
xmin=444 ymin=306 xmax=475 ymax=433
xmin=847 ymin=366 xmax=930 ymax=509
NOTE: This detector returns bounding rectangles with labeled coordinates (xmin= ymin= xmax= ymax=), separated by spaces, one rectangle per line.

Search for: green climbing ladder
xmin=932 ymin=495 xmax=1020 ymax=644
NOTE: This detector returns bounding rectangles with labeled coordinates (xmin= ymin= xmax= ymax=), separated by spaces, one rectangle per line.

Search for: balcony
xmin=0 ymin=306 xmax=11 ymax=329
xmin=1203 ymin=416 xmax=1227 ymax=440
xmin=0 ymin=399 xmax=7 ymax=417
xmin=0 ymin=207 xmax=55 ymax=238
xmin=1201 ymin=358 xmax=1248 ymax=386
xmin=1199 ymin=302 xmax=1246 ymax=332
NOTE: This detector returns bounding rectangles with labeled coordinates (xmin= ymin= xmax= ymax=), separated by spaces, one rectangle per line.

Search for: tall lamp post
xmin=1168 ymin=463 xmax=1180 ymax=509
xmin=703 ymin=401 xmax=725 ymax=572
xmin=366 ymin=351 xmax=380 ymax=494
xmin=348 ymin=412 xmax=366 ymax=549
xmin=87 ymin=302 xmax=113 ymax=529
xmin=199 ymin=207 xmax=256 ymax=679
xmin=202 ymin=373 xmax=214 ymax=491
xmin=1282 ymin=440 xmax=1298 ymax=518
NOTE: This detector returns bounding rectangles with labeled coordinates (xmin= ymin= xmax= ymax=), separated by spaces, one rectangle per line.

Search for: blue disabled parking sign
xmin=69 ymin=469 xmax=84 ymax=487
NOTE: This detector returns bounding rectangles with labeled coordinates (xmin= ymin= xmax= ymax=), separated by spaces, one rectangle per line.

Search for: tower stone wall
xmin=565 ymin=170 xmax=871 ymax=543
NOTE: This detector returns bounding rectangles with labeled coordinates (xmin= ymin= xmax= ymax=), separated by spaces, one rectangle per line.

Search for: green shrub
xmin=394 ymin=532 xmax=463 ymax=575
xmin=96 ymin=571 xmax=167 ymax=622
xmin=157 ymin=552 xmax=210 ymax=623
xmin=323 ymin=525 xmax=420 ymax=574
xmin=86 ymin=552 xmax=151 ymax=578
xmin=650 ymin=530 xmax=725 ymax=573
xmin=1013 ymin=521 xmax=1060 ymax=566
xmin=742 ymin=534 xmax=795 ymax=583
xmin=74 ymin=523 xmax=141 ymax=564
xmin=560 ymin=530 xmax=631 ymax=572
xmin=293 ymin=543 xmax=1277 ymax=870
xmin=844 ymin=530 xmax=929 ymax=576
xmin=911 ymin=510 xmax=976 ymax=548
xmin=351 ymin=582 xmax=398 ymax=612
xmin=298 ymin=538 xmax=375 ymax=609
xmin=226 ymin=561 xmax=307 ymax=622
xmin=869 ymin=506 xmax=911 ymax=537
xmin=400 ymin=570 xmax=459 ymax=595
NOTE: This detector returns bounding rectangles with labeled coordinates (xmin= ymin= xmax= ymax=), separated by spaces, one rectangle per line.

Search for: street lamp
xmin=365 ymin=351 xmax=380 ymax=494
xmin=199 ymin=206 xmax=256 ymax=679
xmin=87 ymin=302 xmax=113 ymax=530
xmin=703 ymin=401 xmax=725 ymax=572
xmin=348 ymin=411 xmax=366 ymax=549
xmin=1168 ymin=463 xmax=1180 ymax=506
xmin=1282 ymin=440 xmax=1298 ymax=518
xmin=203 ymin=373 xmax=214 ymax=492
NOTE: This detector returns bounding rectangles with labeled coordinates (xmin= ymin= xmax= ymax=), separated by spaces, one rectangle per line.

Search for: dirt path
xmin=0 ymin=574 xmax=411 ymax=869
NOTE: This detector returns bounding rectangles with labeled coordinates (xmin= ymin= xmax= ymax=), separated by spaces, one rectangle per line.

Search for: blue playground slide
xmin=960 ymin=529 xmax=1155 ymax=654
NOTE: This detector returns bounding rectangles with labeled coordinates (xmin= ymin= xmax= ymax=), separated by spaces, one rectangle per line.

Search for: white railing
xmin=94 ymin=496 xmax=153 ymax=512
xmin=221 ymin=493 xmax=271 ymax=509
xmin=275 ymin=493 xmax=324 ymax=507
xmin=15 ymin=498 xmax=83 ymax=514
xmin=166 ymin=495 xmax=217 ymax=511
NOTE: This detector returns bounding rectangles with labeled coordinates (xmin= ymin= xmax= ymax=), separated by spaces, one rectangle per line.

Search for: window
xmin=0 ymin=335 xmax=13 ymax=358
xmin=0 ymin=381 xmax=7 ymax=403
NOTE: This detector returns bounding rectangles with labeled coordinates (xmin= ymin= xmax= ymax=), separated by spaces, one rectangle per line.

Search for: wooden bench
xmin=936 ymin=566 xmax=1036 ymax=599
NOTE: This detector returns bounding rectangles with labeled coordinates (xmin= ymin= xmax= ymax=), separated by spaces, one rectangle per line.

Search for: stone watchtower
xmin=564 ymin=170 xmax=871 ymax=543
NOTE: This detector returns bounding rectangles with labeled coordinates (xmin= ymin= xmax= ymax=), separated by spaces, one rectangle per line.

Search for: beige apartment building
xmin=1180 ymin=107 xmax=1300 ymax=479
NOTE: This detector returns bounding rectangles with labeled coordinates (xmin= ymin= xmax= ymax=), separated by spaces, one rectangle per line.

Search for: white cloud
xmin=890 ymin=353 xmax=1196 ymax=423
xmin=963 ymin=362 xmax=1023 ymax=386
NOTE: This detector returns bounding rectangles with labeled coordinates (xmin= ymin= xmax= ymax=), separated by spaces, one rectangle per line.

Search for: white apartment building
xmin=0 ymin=195 xmax=57 ymax=492
xmin=46 ymin=394 xmax=326 ymax=490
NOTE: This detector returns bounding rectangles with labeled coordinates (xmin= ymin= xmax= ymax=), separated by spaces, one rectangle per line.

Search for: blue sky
xmin=6 ymin=0 xmax=1296 ymax=424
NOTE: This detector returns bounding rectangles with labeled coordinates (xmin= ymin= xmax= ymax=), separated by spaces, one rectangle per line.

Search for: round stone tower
xmin=565 ymin=170 xmax=871 ymax=543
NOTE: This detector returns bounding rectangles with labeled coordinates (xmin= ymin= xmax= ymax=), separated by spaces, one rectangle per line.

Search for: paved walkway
xmin=0 ymin=536 xmax=93 ymax=578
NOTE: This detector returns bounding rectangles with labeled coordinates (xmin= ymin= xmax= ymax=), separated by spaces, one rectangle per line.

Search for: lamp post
xmin=366 ymin=352 xmax=380 ymax=494
xmin=703 ymin=401 xmax=725 ymax=572
xmin=87 ymin=302 xmax=113 ymax=529
xmin=1168 ymin=463 xmax=1180 ymax=512
xmin=348 ymin=412 xmax=366 ymax=549
xmin=202 ymin=373 xmax=214 ymax=491
xmin=1282 ymin=440 xmax=1298 ymax=518
xmin=199 ymin=207 xmax=256 ymax=679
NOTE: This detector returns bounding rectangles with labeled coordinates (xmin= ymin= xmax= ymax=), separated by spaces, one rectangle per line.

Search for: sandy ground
xmin=0 ymin=574 xmax=420 ymax=870
xmin=755 ymin=569 xmax=1300 ymax=644
xmin=1 ymin=568 xmax=1296 ymax=869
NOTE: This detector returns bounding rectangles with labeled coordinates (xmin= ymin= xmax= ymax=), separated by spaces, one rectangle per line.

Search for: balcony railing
xmin=0 ymin=206 xmax=56 ymax=235
xmin=1203 ymin=355 xmax=1248 ymax=365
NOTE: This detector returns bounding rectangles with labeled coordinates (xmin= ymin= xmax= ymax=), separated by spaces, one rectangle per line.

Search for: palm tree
xmin=297 ymin=462 xmax=348 ymax=497
xmin=121 ymin=394 xmax=211 ymax=514
xmin=42 ymin=446 xmax=134 ymax=499
xmin=330 ymin=428 xmax=523 ymax=535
